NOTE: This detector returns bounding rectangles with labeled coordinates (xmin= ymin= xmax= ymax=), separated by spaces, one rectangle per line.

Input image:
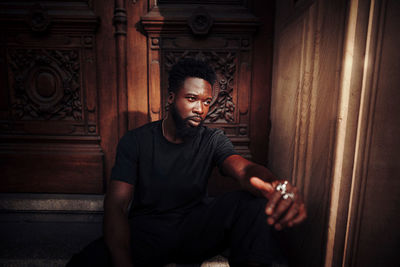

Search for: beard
xmin=170 ymin=104 xmax=204 ymax=141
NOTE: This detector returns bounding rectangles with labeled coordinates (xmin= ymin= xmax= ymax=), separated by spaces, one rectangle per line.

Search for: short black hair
xmin=168 ymin=58 xmax=216 ymax=93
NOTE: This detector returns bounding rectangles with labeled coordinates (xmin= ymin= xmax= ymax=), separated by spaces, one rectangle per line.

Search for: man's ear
xmin=168 ymin=92 xmax=175 ymax=104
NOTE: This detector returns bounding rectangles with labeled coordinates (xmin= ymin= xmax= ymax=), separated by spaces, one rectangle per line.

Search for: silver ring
xmin=276 ymin=181 xmax=288 ymax=195
xmin=282 ymin=192 xmax=295 ymax=200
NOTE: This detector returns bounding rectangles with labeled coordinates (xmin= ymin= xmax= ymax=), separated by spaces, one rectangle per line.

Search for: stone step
xmin=0 ymin=194 xmax=285 ymax=267
xmin=0 ymin=259 xmax=67 ymax=267
xmin=0 ymin=212 xmax=103 ymax=267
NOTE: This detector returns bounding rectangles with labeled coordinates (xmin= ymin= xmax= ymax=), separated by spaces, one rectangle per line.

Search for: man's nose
xmin=193 ymin=101 xmax=204 ymax=115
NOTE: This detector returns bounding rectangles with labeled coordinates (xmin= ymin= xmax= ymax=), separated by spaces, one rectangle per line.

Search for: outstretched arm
xmin=103 ymin=180 xmax=134 ymax=267
xmin=221 ymin=154 xmax=307 ymax=230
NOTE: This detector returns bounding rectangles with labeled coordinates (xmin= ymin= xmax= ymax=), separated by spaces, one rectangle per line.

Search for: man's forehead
xmin=179 ymin=77 xmax=213 ymax=96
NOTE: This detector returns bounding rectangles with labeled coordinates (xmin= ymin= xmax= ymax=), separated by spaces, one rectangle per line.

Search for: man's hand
xmin=250 ymin=177 xmax=307 ymax=230
xmin=220 ymin=155 xmax=307 ymax=230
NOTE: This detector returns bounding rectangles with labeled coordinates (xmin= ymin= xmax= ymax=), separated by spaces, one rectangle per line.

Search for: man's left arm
xmin=221 ymin=154 xmax=307 ymax=230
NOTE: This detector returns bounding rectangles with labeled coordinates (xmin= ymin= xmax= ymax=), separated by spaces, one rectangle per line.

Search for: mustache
xmin=184 ymin=115 xmax=203 ymax=121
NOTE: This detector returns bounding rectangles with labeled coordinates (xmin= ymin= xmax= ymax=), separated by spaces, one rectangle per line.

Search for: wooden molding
xmin=342 ymin=0 xmax=387 ymax=266
xmin=114 ymin=0 xmax=129 ymax=139
xmin=292 ymin=2 xmax=319 ymax=196
xmin=141 ymin=5 xmax=260 ymax=34
xmin=324 ymin=0 xmax=386 ymax=266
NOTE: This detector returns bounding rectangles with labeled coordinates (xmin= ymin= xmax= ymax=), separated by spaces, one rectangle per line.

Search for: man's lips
xmin=187 ymin=117 xmax=202 ymax=122
xmin=190 ymin=117 xmax=201 ymax=122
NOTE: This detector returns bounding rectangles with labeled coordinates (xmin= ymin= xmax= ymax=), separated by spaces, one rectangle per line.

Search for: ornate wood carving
xmin=3 ymin=33 xmax=98 ymax=136
xmin=8 ymin=48 xmax=83 ymax=121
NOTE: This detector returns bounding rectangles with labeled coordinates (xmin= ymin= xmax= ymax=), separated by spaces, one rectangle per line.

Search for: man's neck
xmin=162 ymin=114 xmax=184 ymax=144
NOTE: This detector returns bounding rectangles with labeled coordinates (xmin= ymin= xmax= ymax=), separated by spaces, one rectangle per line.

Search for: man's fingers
xmin=265 ymin=191 xmax=282 ymax=217
xmin=275 ymin=201 xmax=300 ymax=230
xmin=272 ymin=197 xmax=292 ymax=220
xmin=268 ymin=195 xmax=294 ymax=228
xmin=265 ymin=180 xmax=296 ymax=217
xmin=250 ymin=177 xmax=274 ymax=197
xmin=287 ymin=204 xmax=307 ymax=227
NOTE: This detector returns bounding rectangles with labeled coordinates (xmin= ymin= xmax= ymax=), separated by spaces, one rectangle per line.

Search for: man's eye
xmin=187 ymin=96 xmax=196 ymax=101
xmin=204 ymin=100 xmax=212 ymax=106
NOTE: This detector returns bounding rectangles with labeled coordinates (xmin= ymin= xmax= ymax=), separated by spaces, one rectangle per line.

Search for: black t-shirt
xmin=110 ymin=120 xmax=238 ymax=216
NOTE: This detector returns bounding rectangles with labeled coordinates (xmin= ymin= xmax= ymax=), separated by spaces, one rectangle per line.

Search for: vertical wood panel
xmin=127 ymin=0 xmax=149 ymax=129
xmin=94 ymin=0 xmax=119 ymax=190
xmin=249 ymin=0 xmax=275 ymax=165
xmin=270 ymin=0 xmax=347 ymax=266
xmin=269 ymin=12 xmax=304 ymax=179
xmin=149 ymin=59 xmax=161 ymax=121
xmin=325 ymin=0 xmax=374 ymax=265
xmin=343 ymin=0 xmax=400 ymax=266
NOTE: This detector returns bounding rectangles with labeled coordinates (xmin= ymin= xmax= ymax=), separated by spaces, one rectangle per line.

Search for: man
xmin=70 ymin=58 xmax=306 ymax=267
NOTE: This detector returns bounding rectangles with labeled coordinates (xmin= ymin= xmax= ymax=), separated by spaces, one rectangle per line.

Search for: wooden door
xmin=0 ymin=0 xmax=274 ymax=195
xmin=0 ymin=1 xmax=105 ymax=193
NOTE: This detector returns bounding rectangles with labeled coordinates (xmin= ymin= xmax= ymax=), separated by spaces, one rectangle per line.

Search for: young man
xmin=71 ymin=58 xmax=306 ymax=267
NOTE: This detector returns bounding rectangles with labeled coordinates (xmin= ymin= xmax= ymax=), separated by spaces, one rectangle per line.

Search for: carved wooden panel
xmin=3 ymin=33 xmax=98 ymax=135
xmin=269 ymin=0 xmax=347 ymax=266
xmin=0 ymin=2 xmax=103 ymax=193
xmin=8 ymin=48 xmax=83 ymax=121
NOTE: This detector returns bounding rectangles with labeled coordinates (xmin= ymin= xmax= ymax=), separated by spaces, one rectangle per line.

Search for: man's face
xmin=169 ymin=77 xmax=213 ymax=138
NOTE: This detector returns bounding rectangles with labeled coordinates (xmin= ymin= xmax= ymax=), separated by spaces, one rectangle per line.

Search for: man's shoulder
xmin=121 ymin=120 xmax=160 ymax=142
xmin=199 ymin=125 xmax=226 ymax=141
xmin=130 ymin=120 xmax=160 ymax=134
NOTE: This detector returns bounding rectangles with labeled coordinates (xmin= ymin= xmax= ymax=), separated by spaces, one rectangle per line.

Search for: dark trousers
xmin=67 ymin=191 xmax=286 ymax=267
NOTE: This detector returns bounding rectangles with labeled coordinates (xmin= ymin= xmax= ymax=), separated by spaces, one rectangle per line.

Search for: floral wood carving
xmin=164 ymin=51 xmax=237 ymax=123
xmin=8 ymin=49 xmax=83 ymax=120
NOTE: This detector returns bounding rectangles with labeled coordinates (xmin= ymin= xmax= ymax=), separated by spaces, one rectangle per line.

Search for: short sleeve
xmin=110 ymin=132 xmax=139 ymax=185
xmin=212 ymin=130 xmax=239 ymax=170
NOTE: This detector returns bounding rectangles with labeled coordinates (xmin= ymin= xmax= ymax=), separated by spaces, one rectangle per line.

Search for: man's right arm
xmin=104 ymin=180 xmax=134 ymax=267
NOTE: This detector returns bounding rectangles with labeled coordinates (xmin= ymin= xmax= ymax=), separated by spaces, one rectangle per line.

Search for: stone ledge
xmin=0 ymin=259 xmax=67 ymax=267
xmin=0 ymin=193 xmax=104 ymax=213
xmin=165 ymin=255 xmax=229 ymax=267
xmin=0 ymin=257 xmax=230 ymax=267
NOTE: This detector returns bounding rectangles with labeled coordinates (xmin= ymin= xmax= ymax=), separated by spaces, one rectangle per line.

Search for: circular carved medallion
xmin=36 ymin=72 xmax=56 ymax=98
xmin=27 ymin=67 xmax=63 ymax=111
xmin=188 ymin=7 xmax=213 ymax=36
